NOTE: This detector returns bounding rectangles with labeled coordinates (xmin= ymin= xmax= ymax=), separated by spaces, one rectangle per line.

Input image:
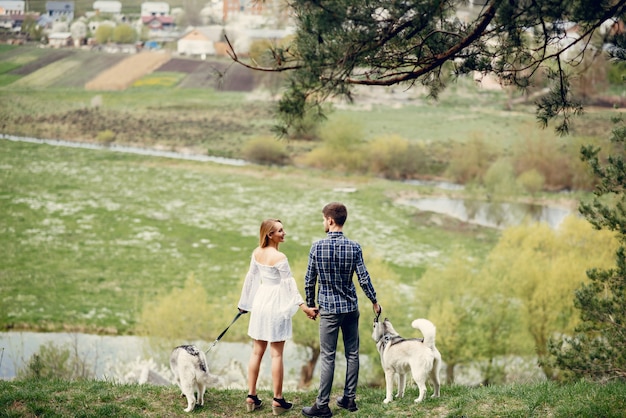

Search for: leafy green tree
xmin=113 ymin=24 xmax=136 ymax=44
xmin=486 ymin=217 xmax=618 ymax=380
xmin=227 ymin=0 xmax=626 ymax=134
xmin=416 ymin=252 xmax=488 ymax=384
xmin=419 ymin=218 xmax=618 ymax=383
xmin=21 ymin=15 xmax=43 ymax=42
xmin=94 ymin=24 xmax=114 ymax=44
xmin=548 ymin=109 xmax=626 ymax=381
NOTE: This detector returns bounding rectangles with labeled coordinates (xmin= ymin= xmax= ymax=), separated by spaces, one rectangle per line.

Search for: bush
xmin=484 ymin=159 xmax=520 ymax=196
xmin=607 ymin=61 xmax=626 ymax=85
xmin=298 ymin=116 xmax=367 ymax=172
xmin=96 ymin=129 xmax=116 ymax=144
xmin=242 ymin=136 xmax=290 ymax=165
xmin=17 ymin=341 xmax=95 ymax=380
xmin=445 ymin=136 xmax=498 ymax=184
xmin=517 ymin=169 xmax=545 ymax=195
xmin=512 ymin=135 xmax=573 ymax=191
xmin=366 ymin=134 xmax=423 ymax=179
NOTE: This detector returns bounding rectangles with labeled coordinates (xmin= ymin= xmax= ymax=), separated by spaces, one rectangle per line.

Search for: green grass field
xmin=1 ymin=378 xmax=624 ymax=417
xmin=0 ymin=138 xmax=500 ymax=335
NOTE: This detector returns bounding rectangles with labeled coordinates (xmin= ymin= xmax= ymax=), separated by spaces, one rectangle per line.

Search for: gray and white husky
xmin=371 ymin=317 xmax=442 ymax=404
xmin=169 ymin=345 xmax=218 ymax=412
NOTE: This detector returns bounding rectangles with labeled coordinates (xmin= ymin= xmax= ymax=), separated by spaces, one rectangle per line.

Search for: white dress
xmin=238 ymin=256 xmax=304 ymax=342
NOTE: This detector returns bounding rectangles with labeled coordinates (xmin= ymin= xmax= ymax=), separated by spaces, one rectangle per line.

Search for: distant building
xmin=48 ymin=31 xmax=71 ymax=47
xmin=177 ymin=26 xmax=223 ymax=56
xmin=222 ymin=0 xmax=289 ymax=25
xmin=140 ymin=1 xmax=169 ymax=17
xmin=93 ymin=0 xmax=121 ymax=15
xmin=141 ymin=14 xmax=174 ymax=31
xmin=0 ymin=1 xmax=32 ymax=31
xmin=0 ymin=1 xmax=25 ymax=15
xmin=46 ymin=1 xmax=74 ymax=22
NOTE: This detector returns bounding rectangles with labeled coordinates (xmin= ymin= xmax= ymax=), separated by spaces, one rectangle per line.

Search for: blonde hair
xmin=259 ymin=218 xmax=281 ymax=248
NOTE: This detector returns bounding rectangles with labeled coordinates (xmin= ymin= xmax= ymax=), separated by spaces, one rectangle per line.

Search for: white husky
xmin=169 ymin=345 xmax=217 ymax=412
xmin=372 ymin=317 xmax=442 ymax=404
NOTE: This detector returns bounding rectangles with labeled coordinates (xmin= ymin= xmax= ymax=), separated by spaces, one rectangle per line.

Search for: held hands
xmin=301 ymin=305 xmax=319 ymax=320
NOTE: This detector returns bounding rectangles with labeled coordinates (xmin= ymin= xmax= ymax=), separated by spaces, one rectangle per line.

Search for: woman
xmin=238 ymin=219 xmax=318 ymax=415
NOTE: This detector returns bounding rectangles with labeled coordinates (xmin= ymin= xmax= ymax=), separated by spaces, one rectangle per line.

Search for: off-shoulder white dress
xmin=238 ymin=256 xmax=304 ymax=342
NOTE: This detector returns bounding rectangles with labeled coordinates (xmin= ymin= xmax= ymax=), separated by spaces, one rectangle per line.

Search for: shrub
xmin=17 ymin=341 xmax=95 ymax=380
xmin=96 ymin=129 xmax=116 ymax=144
xmin=512 ymin=135 xmax=573 ymax=191
xmin=366 ymin=134 xmax=423 ymax=179
xmin=484 ymin=159 xmax=520 ymax=197
xmin=242 ymin=136 xmax=290 ymax=165
xmin=445 ymin=136 xmax=498 ymax=184
xmin=298 ymin=116 xmax=367 ymax=172
xmin=517 ymin=169 xmax=545 ymax=195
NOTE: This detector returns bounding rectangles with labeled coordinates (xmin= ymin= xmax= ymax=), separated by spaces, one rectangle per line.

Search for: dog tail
xmin=411 ymin=318 xmax=436 ymax=349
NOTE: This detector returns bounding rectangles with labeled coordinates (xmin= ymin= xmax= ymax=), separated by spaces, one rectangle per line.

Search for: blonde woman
xmin=238 ymin=219 xmax=318 ymax=415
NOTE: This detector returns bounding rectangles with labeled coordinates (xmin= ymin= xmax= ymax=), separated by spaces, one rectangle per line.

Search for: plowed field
xmin=85 ymin=51 xmax=172 ymax=91
xmin=0 ymin=46 xmax=268 ymax=92
xmin=156 ymin=57 xmax=258 ymax=91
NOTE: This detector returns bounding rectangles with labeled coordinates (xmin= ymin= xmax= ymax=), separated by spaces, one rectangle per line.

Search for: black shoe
xmin=272 ymin=397 xmax=293 ymax=416
xmin=302 ymin=403 xmax=333 ymax=418
xmin=246 ymin=394 xmax=262 ymax=412
xmin=336 ymin=396 xmax=358 ymax=412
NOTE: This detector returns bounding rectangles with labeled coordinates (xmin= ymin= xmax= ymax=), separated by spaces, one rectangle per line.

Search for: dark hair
xmin=322 ymin=202 xmax=347 ymax=226
xmin=260 ymin=218 xmax=281 ymax=248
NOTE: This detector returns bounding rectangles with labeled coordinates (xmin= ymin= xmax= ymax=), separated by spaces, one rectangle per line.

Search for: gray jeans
xmin=316 ymin=309 xmax=360 ymax=406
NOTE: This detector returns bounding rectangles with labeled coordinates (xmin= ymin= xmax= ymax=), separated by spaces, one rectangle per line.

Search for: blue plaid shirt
xmin=305 ymin=231 xmax=377 ymax=313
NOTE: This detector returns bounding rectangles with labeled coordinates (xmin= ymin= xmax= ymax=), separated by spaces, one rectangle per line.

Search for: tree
xmin=416 ymin=251 xmax=489 ymax=384
xmin=486 ymin=217 xmax=618 ymax=380
xmin=228 ymin=0 xmax=626 ymax=134
xmin=548 ymin=109 xmax=626 ymax=381
xmin=94 ymin=24 xmax=114 ymax=45
xmin=113 ymin=23 xmax=136 ymax=44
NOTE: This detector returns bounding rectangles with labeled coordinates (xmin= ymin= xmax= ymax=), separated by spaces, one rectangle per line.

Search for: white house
xmin=48 ymin=31 xmax=72 ymax=47
xmin=46 ymin=1 xmax=74 ymax=22
xmin=0 ymin=0 xmax=25 ymax=15
xmin=141 ymin=1 xmax=169 ymax=17
xmin=93 ymin=0 xmax=121 ymax=14
xmin=177 ymin=26 xmax=222 ymax=56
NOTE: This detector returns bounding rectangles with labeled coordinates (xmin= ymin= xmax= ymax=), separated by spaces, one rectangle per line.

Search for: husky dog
xmin=170 ymin=345 xmax=216 ymax=412
xmin=371 ymin=318 xmax=442 ymax=404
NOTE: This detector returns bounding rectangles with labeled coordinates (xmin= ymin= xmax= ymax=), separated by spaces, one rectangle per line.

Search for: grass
xmin=0 ymin=378 xmax=624 ymax=417
xmin=0 ymin=139 xmax=500 ymax=335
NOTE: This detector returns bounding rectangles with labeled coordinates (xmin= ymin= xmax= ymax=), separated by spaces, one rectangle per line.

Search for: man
xmin=302 ymin=202 xmax=381 ymax=418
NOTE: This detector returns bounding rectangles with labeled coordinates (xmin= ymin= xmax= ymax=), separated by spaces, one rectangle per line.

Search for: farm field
xmin=0 ymin=45 xmax=618 ymax=167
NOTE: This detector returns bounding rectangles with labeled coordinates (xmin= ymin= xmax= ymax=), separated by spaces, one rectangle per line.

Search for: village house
xmin=45 ymin=1 xmax=74 ymax=22
xmin=141 ymin=1 xmax=169 ymax=17
xmin=47 ymin=30 xmax=71 ymax=47
xmin=92 ymin=0 xmax=121 ymax=15
xmin=0 ymin=0 xmax=24 ymax=15
xmin=177 ymin=25 xmax=223 ymax=57
xmin=0 ymin=0 xmax=29 ymax=31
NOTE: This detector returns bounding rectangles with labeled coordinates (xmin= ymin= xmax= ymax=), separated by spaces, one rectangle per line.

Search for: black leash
xmin=205 ymin=311 xmax=246 ymax=354
xmin=374 ymin=304 xmax=383 ymax=323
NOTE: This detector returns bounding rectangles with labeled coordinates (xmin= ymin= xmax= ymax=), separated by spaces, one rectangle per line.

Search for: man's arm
xmin=304 ymin=246 xmax=318 ymax=308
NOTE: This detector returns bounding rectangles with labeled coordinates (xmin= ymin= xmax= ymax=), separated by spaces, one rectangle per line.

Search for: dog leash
xmin=205 ymin=310 xmax=246 ymax=354
xmin=374 ymin=304 xmax=383 ymax=323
